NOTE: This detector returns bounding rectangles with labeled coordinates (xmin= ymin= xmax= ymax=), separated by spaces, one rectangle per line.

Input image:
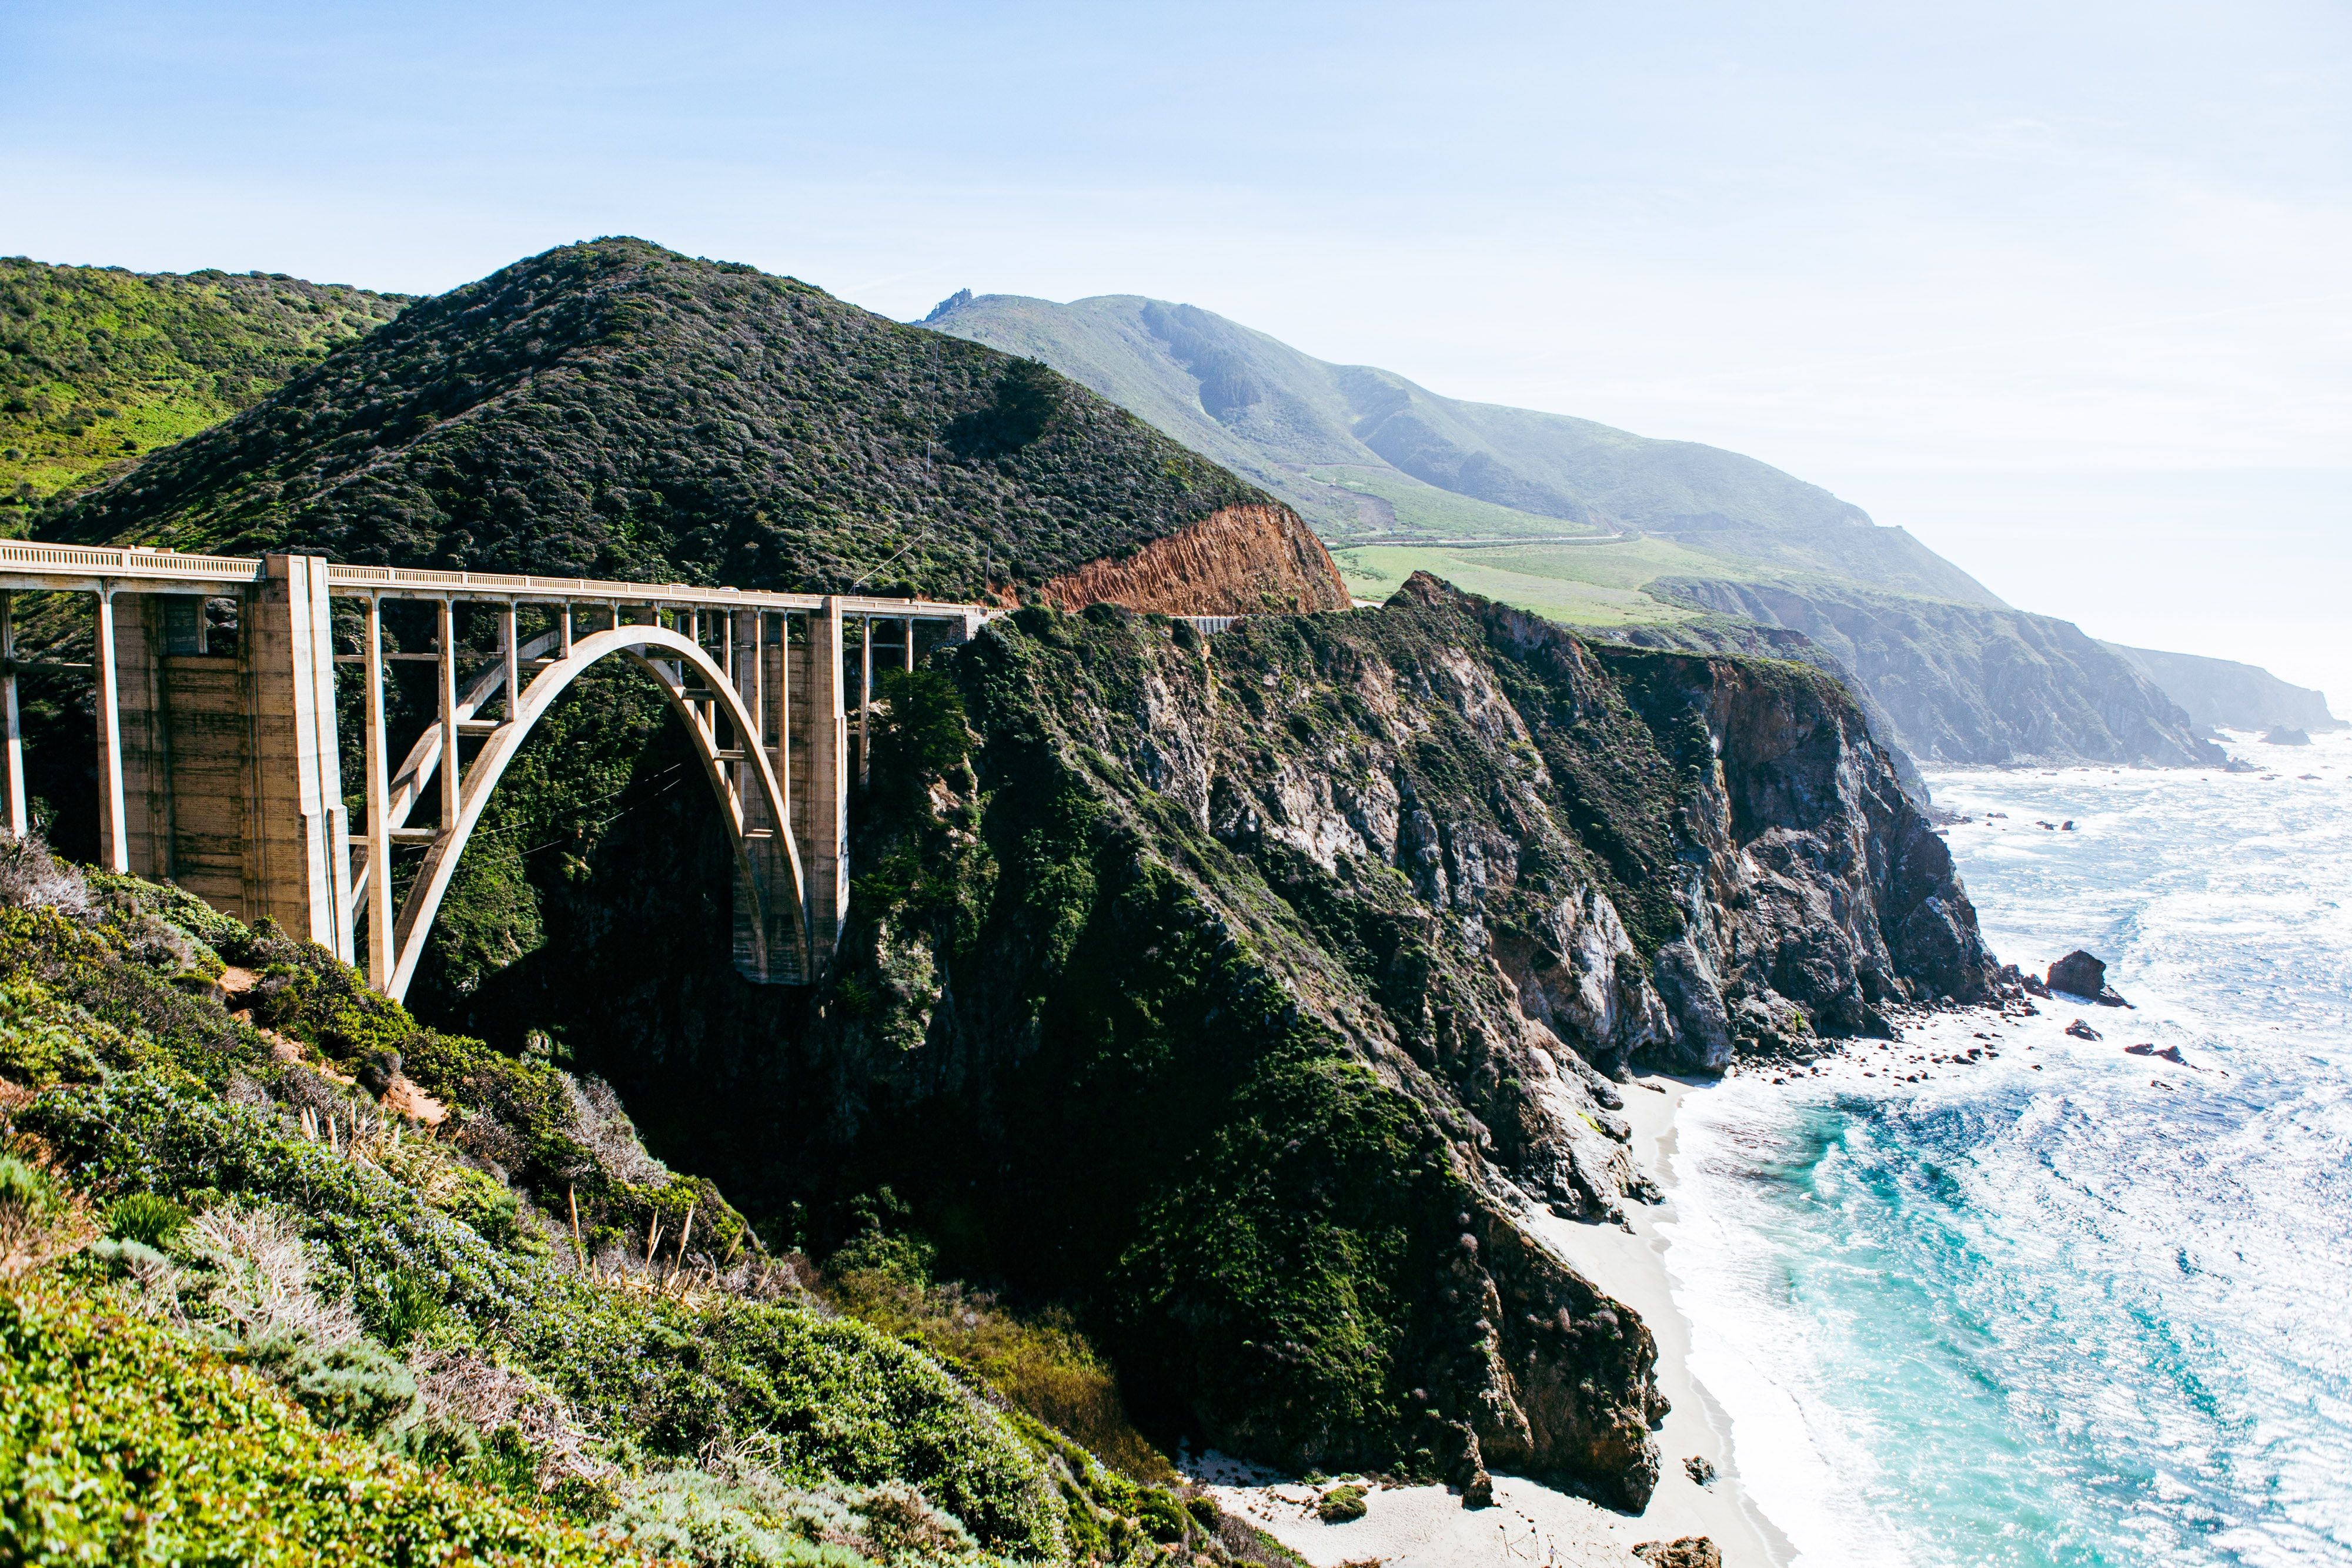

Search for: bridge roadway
xmin=0 ymin=541 xmax=995 ymax=999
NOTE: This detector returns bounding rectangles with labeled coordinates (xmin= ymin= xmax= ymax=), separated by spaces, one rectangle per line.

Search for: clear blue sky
xmin=6 ymin=0 xmax=2346 ymax=700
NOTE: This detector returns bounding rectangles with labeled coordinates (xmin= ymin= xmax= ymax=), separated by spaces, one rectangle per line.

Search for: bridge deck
xmin=0 ymin=542 xmax=988 ymax=621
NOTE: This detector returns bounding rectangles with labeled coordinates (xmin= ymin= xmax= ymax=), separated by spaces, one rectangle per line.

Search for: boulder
xmin=1634 ymin=1540 xmax=1722 ymax=1568
xmin=2066 ymin=1018 xmax=2102 ymax=1041
xmin=2047 ymin=950 xmax=2128 ymax=1007
xmin=2263 ymin=726 xmax=2313 ymax=745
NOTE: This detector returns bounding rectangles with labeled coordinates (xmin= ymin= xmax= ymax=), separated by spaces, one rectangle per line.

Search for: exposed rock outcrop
xmin=2048 ymin=949 xmax=2127 ymax=1007
xmin=1038 ymin=502 xmax=1350 ymax=616
xmin=1649 ymin=577 xmax=2224 ymax=768
xmin=776 ymin=571 xmax=1995 ymax=1512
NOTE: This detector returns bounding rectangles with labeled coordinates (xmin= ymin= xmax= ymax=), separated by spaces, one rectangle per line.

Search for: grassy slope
xmin=49 ymin=240 xmax=1265 ymax=601
xmin=0 ymin=1285 xmax=623 ymax=1567
xmin=0 ymin=854 xmax=1278 ymax=1568
xmin=921 ymin=293 xmax=2248 ymax=765
xmin=0 ymin=258 xmax=407 ymax=532
xmin=923 ymin=290 xmax=1999 ymax=607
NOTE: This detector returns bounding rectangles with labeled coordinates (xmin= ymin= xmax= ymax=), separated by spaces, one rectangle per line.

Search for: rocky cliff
xmin=2104 ymin=643 xmax=2343 ymax=735
xmin=1652 ymin=577 xmax=2222 ymax=767
xmin=657 ymin=573 xmax=1998 ymax=1510
xmin=1040 ymin=503 xmax=1351 ymax=616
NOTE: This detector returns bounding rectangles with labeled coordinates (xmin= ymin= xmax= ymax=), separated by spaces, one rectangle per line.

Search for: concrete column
xmin=903 ymin=615 xmax=916 ymax=674
xmin=857 ymin=615 xmax=872 ymax=789
xmin=803 ymin=599 xmax=847 ymax=962
xmin=733 ymin=610 xmax=762 ymax=751
xmin=775 ymin=614 xmax=791 ymax=822
xmin=363 ymin=595 xmax=393 ymax=988
xmin=108 ymin=594 xmax=173 ymax=882
xmin=0 ymin=594 xmax=21 ymax=837
xmin=243 ymin=556 xmax=350 ymax=958
xmin=501 ymin=601 xmax=520 ymax=724
xmin=436 ymin=600 xmax=459 ymax=830
xmin=93 ymin=586 xmax=128 ymax=874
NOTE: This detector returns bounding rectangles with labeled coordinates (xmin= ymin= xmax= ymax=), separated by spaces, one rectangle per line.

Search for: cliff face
xmin=1652 ymin=577 xmax=2221 ymax=767
xmin=2105 ymin=643 xmax=2344 ymax=734
xmin=744 ymin=573 xmax=1994 ymax=1509
xmin=1038 ymin=502 xmax=1351 ymax=616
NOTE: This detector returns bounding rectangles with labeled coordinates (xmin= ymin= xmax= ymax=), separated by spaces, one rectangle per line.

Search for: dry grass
xmin=0 ymin=831 xmax=89 ymax=915
xmin=827 ymin=1267 xmax=1175 ymax=1483
xmin=182 ymin=1203 xmax=365 ymax=1349
xmin=411 ymin=1348 xmax=614 ymax=1489
xmin=0 ymin=1149 xmax=92 ymax=1281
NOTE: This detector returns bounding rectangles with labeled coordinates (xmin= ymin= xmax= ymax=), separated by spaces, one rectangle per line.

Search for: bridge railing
xmin=0 ymin=541 xmax=268 ymax=588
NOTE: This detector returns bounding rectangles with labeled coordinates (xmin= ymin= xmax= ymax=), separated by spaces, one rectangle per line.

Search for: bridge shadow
xmin=400 ymin=657 xmax=825 ymax=1216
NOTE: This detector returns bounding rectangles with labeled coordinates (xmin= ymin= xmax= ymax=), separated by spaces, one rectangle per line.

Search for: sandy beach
xmin=1193 ymin=994 xmax=2136 ymax=1568
xmin=1193 ymin=1071 xmax=1797 ymax=1568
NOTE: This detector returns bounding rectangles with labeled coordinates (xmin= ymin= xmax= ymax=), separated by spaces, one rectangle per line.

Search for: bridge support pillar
xmin=106 ymin=555 xmax=350 ymax=958
xmin=794 ymin=600 xmax=848 ymax=972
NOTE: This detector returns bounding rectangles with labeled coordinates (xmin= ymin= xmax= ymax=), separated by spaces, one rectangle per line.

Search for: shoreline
xmin=1197 ymin=998 xmax=2107 ymax=1568
xmin=1525 ymin=1071 xmax=1799 ymax=1568
xmin=1193 ymin=1071 xmax=1799 ymax=1568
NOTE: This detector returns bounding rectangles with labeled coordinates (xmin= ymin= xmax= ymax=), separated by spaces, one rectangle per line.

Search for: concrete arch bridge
xmin=0 ymin=544 xmax=988 ymax=1001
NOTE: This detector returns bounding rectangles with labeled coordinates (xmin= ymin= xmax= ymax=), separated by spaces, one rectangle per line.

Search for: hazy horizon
xmin=6 ymin=0 xmax=2343 ymax=700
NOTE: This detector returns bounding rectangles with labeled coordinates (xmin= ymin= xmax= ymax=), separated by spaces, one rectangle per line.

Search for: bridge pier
xmin=105 ymin=554 xmax=352 ymax=955
xmin=771 ymin=599 xmax=848 ymax=977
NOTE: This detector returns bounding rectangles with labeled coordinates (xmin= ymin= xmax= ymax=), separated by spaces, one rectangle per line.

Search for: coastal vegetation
xmin=4 ymin=238 xmax=1992 ymax=1540
xmin=0 ymin=841 xmax=1292 ymax=1567
xmin=49 ymin=239 xmax=1265 ymax=602
xmin=0 ymin=258 xmax=406 ymax=533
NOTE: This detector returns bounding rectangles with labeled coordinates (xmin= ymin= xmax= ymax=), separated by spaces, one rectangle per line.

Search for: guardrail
xmin=0 ymin=542 xmax=268 ymax=584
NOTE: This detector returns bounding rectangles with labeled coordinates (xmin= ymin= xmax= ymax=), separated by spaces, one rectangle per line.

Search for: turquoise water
xmin=1665 ymin=731 xmax=2352 ymax=1567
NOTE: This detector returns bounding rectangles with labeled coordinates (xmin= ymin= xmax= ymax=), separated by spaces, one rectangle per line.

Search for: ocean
xmin=1664 ymin=730 xmax=2352 ymax=1567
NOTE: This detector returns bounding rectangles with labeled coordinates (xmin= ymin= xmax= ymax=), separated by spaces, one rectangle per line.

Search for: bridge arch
xmin=379 ymin=622 xmax=807 ymax=1002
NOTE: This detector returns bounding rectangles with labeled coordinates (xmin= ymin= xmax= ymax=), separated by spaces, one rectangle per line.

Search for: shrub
xmin=0 ymin=831 xmax=87 ymax=914
xmin=0 ymin=1284 xmax=625 ymax=1565
xmin=104 ymin=1189 xmax=187 ymax=1246
xmin=826 ymin=1259 xmax=1173 ymax=1484
xmin=1315 ymin=1484 xmax=1368 ymax=1523
xmin=0 ymin=1154 xmax=86 ymax=1281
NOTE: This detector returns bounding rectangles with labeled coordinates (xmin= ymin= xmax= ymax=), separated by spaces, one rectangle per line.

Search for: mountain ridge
xmin=923 ymin=289 xmax=2279 ymax=768
xmin=924 ymin=289 xmax=2002 ymax=606
xmin=46 ymin=240 xmax=1316 ymax=607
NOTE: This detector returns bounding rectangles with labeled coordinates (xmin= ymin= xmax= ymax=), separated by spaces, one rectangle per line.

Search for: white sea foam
xmin=1661 ymin=730 xmax=2352 ymax=1567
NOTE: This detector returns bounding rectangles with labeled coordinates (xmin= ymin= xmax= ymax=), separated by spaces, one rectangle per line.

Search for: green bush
xmin=1315 ymin=1484 xmax=1367 ymax=1523
xmin=0 ymin=1284 xmax=624 ymax=1566
xmin=103 ymin=1189 xmax=187 ymax=1246
xmin=1 ymin=864 xmax=1071 ymax=1560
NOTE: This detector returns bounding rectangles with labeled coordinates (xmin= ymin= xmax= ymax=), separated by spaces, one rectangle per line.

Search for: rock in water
xmin=2263 ymin=726 xmax=2313 ymax=745
xmin=2049 ymin=950 xmax=2129 ymax=1006
xmin=1634 ymin=1539 xmax=1723 ymax=1568
xmin=2067 ymin=1018 xmax=2103 ymax=1041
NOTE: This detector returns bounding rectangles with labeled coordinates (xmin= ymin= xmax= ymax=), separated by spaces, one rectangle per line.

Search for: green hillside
xmin=53 ymin=240 xmax=1264 ymax=601
xmin=1 ymin=259 xmax=407 ymax=533
xmin=923 ymin=290 xmax=1998 ymax=606
xmin=0 ymin=851 xmax=1272 ymax=1568
xmin=921 ymin=290 xmax=2261 ymax=767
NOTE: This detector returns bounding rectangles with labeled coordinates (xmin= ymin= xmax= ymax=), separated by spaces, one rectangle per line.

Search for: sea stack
xmin=2049 ymin=950 xmax=2129 ymax=1007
